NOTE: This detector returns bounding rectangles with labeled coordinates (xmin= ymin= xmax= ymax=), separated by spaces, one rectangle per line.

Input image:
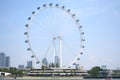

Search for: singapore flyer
xmin=24 ymin=3 xmax=85 ymax=69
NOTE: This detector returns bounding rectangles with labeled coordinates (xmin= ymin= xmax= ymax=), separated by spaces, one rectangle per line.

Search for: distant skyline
xmin=0 ymin=0 xmax=120 ymax=70
xmin=0 ymin=52 xmax=10 ymax=68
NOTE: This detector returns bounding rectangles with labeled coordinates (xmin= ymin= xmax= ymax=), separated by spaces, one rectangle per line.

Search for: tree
xmin=9 ymin=67 xmax=17 ymax=74
xmin=88 ymin=66 xmax=101 ymax=77
xmin=49 ymin=63 xmax=55 ymax=69
xmin=0 ymin=67 xmax=24 ymax=77
xmin=41 ymin=65 xmax=48 ymax=70
xmin=0 ymin=68 xmax=9 ymax=72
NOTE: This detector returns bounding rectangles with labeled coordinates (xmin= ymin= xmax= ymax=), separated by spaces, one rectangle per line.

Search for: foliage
xmin=88 ymin=66 xmax=101 ymax=77
xmin=0 ymin=68 xmax=9 ymax=72
xmin=0 ymin=67 xmax=24 ymax=76
xmin=41 ymin=65 xmax=48 ymax=70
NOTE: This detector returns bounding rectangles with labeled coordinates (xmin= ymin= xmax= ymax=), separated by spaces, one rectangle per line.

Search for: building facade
xmin=0 ymin=52 xmax=10 ymax=68
xmin=5 ymin=56 xmax=10 ymax=67
xmin=54 ymin=56 xmax=60 ymax=68
xmin=26 ymin=60 xmax=33 ymax=68
xmin=42 ymin=58 xmax=48 ymax=67
xmin=0 ymin=52 xmax=5 ymax=67
xmin=18 ymin=65 xmax=25 ymax=69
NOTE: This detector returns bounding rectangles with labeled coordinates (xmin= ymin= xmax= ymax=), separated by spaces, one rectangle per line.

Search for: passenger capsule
xmin=67 ymin=9 xmax=70 ymax=12
xmin=25 ymin=24 xmax=29 ymax=27
xmin=36 ymin=61 xmax=40 ymax=64
xmin=37 ymin=7 xmax=40 ymax=10
xmin=49 ymin=3 xmax=52 ymax=6
xmin=62 ymin=6 xmax=65 ymax=9
xmin=31 ymin=55 xmax=35 ymax=58
xmin=73 ymin=63 xmax=76 ymax=65
xmin=76 ymin=19 xmax=79 ymax=22
xmin=32 ymin=11 xmax=35 ymax=14
xmin=80 ymin=52 xmax=83 ymax=55
xmin=24 ymin=32 xmax=27 ymax=35
xmin=27 ymin=48 xmax=30 ymax=51
xmin=82 ymin=39 xmax=85 ymax=41
xmin=68 ymin=66 xmax=71 ymax=68
xmin=81 ymin=32 xmax=84 ymax=35
xmin=82 ymin=46 xmax=85 ymax=48
xmin=72 ymin=14 xmax=75 ymax=17
xmin=56 ymin=4 xmax=59 ymax=7
xmin=25 ymin=40 xmax=28 ymax=43
xmin=43 ymin=4 xmax=46 ymax=7
xmin=28 ymin=17 xmax=31 ymax=20
xmin=77 ymin=58 xmax=80 ymax=60
xmin=79 ymin=26 xmax=82 ymax=28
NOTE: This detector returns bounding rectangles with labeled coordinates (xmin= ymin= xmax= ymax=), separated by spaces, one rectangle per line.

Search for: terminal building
xmin=27 ymin=68 xmax=88 ymax=77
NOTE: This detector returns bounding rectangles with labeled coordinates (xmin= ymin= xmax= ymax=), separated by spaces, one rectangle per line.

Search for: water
xmin=0 ymin=78 xmax=120 ymax=80
xmin=0 ymin=79 xmax=120 ymax=80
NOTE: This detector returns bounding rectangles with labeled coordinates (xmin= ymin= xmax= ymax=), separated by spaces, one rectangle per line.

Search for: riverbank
xmin=1 ymin=76 xmax=84 ymax=79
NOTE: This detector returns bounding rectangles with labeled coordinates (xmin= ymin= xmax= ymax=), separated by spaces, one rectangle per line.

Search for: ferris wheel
xmin=24 ymin=3 xmax=85 ymax=69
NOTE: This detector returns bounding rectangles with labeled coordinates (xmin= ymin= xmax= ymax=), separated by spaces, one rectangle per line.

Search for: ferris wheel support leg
xmin=60 ymin=38 xmax=62 ymax=68
xmin=53 ymin=39 xmax=56 ymax=66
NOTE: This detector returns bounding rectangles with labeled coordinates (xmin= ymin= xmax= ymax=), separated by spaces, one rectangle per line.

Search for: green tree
xmin=9 ymin=67 xmax=17 ymax=74
xmin=0 ymin=68 xmax=9 ymax=72
xmin=9 ymin=67 xmax=24 ymax=76
xmin=88 ymin=66 xmax=101 ymax=77
xmin=41 ymin=65 xmax=48 ymax=70
xmin=0 ymin=67 xmax=24 ymax=76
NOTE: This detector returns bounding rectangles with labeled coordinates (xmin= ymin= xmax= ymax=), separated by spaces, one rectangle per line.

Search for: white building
xmin=0 ymin=72 xmax=11 ymax=76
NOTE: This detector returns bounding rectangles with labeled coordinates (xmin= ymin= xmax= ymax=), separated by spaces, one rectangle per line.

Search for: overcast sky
xmin=0 ymin=0 xmax=120 ymax=70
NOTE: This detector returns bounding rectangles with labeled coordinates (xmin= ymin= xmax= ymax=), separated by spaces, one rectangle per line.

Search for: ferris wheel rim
xmin=24 ymin=3 xmax=85 ymax=68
